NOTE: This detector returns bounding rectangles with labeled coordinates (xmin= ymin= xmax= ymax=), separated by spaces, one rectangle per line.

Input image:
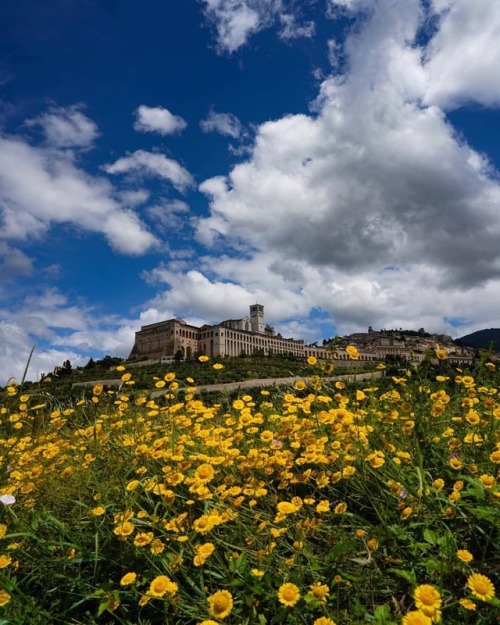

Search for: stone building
xmin=129 ymin=305 xmax=309 ymax=361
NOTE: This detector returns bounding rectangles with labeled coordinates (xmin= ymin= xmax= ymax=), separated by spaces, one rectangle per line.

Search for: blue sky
xmin=1 ymin=0 xmax=500 ymax=384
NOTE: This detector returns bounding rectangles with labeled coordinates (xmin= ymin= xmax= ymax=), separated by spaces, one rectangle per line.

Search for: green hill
xmin=457 ymin=328 xmax=500 ymax=351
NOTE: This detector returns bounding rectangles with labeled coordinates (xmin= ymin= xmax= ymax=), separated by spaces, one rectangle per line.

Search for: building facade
xmin=129 ymin=305 xmax=308 ymax=361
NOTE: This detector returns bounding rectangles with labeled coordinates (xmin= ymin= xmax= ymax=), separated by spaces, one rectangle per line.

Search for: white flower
xmin=0 ymin=494 xmax=16 ymax=506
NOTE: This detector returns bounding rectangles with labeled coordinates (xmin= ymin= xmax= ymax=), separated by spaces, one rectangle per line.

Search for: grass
xmin=0 ymin=356 xmax=498 ymax=624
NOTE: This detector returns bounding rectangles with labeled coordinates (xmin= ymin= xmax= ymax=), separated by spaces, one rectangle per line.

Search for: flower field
xmin=0 ymin=358 xmax=498 ymax=624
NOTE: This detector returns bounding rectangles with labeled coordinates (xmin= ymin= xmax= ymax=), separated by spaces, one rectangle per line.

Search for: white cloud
xmin=188 ymin=0 xmax=500 ymax=336
xmin=201 ymin=0 xmax=314 ymax=52
xmin=134 ymin=105 xmax=187 ymax=135
xmin=0 ymin=134 xmax=157 ymax=255
xmin=147 ymin=199 xmax=190 ymax=232
xmin=423 ymin=0 xmax=500 ymax=109
xmin=0 ymin=242 xmax=33 ymax=282
xmin=0 ymin=288 xmax=140 ymax=385
xmin=279 ymin=13 xmax=315 ymax=40
xmin=26 ymin=105 xmax=99 ymax=148
xmin=200 ymin=110 xmax=244 ymax=138
xmin=104 ymin=150 xmax=194 ymax=192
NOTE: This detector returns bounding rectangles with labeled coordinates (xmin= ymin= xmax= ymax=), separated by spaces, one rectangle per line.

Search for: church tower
xmin=249 ymin=304 xmax=265 ymax=334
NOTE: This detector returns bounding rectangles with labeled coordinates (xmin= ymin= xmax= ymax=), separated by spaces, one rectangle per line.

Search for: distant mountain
xmin=456 ymin=328 xmax=500 ymax=352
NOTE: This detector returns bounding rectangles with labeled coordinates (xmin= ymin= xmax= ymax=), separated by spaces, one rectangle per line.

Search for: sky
xmin=1 ymin=0 xmax=500 ymax=384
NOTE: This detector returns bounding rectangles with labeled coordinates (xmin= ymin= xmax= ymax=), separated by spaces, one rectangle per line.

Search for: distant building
xmin=129 ymin=305 xmax=305 ymax=361
xmin=129 ymin=304 xmax=376 ymax=364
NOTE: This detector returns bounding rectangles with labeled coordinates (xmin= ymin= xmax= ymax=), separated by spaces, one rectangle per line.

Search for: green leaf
xmin=423 ymin=529 xmax=439 ymax=545
xmin=387 ymin=568 xmax=416 ymax=585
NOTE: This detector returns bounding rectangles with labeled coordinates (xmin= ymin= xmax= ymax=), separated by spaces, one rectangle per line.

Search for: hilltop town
xmin=129 ymin=304 xmax=475 ymax=367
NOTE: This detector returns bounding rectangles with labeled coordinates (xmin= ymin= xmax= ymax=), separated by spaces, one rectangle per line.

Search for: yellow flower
xmin=294 ymin=380 xmax=307 ymax=391
xmin=314 ymin=618 xmax=336 ymax=625
xmin=456 ymin=549 xmax=473 ymax=563
xmin=435 ymin=348 xmax=447 ymax=360
xmin=346 ymin=345 xmax=360 ymax=360
xmin=0 ymin=554 xmax=11 ymax=568
xmin=198 ymin=355 xmax=209 ymax=362
xmin=400 ymin=506 xmax=412 ymax=520
xmin=0 ymin=590 xmax=11 ymax=606
xmin=213 ymin=363 xmax=224 ymax=370
xmin=164 ymin=372 xmax=176 ymax=381
xmin=120 ymin=572 xmax=137 ymax=586
xmin=402 ymin=611 xmax=432 ymax=625
xmin=467 ymin=573 xmax=496 ymax=601
xmin=459 ymin=598 xmax=476 ymax=610
xmin=309 ymin=582 xmax=330 ymax=602
xmin=198 ymin=621 xmax=220 ymax=625
xmin=195 ymin=463 xmax=215 ymax=483
xmin=148 ymin=575 xmax=178 ymax=598
xmin=334 ymin=502 xmax=347 ymax=514
xmin=278 ymin=582 xmax=300 ymax=607
xmin=307 ymin=356 xmax=318 ymax=365
xmin=208 ymin=590 xmax=233 ymax=619
xmin=414 ymin=584 xmax=442 ymax=619
xmin=91 ymin=506 xmax=105 ymax=516
xmin=316 ymin=500 xmax=330 ymax=513
xmin=432 ymin=479 xmax=445 ymax=491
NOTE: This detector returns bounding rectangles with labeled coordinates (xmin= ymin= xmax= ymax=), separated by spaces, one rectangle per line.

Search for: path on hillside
xmin=150 ymin=371 xmax=384 ymax=398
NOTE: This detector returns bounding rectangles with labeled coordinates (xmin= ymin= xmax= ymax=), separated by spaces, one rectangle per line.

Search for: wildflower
xmin=456 ymin=550 xmax=473 ymax=563
xmin=294 ymin=380 xmax=307 ymax=391
xmin=334 ymin=502 xmax=347 ymax=514
xmin=149 ymin=575 xmax=178 ymax=598
xmin=0 ymin=555 xmax=12 ymax=568
xmin=435 ymin=348 xmax=447 ymax=360
xmin=213 ymin=363 xmax=224 ymax=370
xmin=198 ymin=355 xmax=209 ymax=362
xmin=467 ymin=573 xmax=495 ymax=601
xmin=316 ymin=500 xmax=330 ymax=513
xmin=120 ymin=572 xmax=137 ymax=586
xmin=278 ymin=582 xmax=301 ymax=607
xmin=90 ymin=506 xmax=105 ymax=516
xmin=459 ymin=598 xmax=476 ymax=610
xmin=0 ymin=590 xmax=11 ymax=606
xmin=251 ymin=568 xmax=265 ymax=577
xmin=402 ymin=611 xmax=432 ymax=625
xmin=490 ymin=450 xmax=500 ymax=463
xmin=193 ymin=542 xmax=215 ymax=566
xmin=0 ymin=495 xmax=15 ymax=506
xmin=208 ymin=590 xmax=233 ymax=619
xmin=400 ymin=507 xmax=412 ymax=520
xmin=346 ymin=345 xmax=360 ymax=360
xmin=366 ymin=538 xmax=379 ymax=553
xmin=479 ymin=474 xmax=496 ymax=489
xmin=314 ymin=618 xmax=336 ymax=625
xmin=307 ymin=356 xmax=318 ymax=365
xmin=414 ymin=584 xmax=442 ymax=619
xmin=198 ymin=621 xmax=220 ymax=625
xmin=309 ymin=582 xmax=330 ymax=602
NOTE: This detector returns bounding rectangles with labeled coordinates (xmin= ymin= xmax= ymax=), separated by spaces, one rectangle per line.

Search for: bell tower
xmin=249 ymin=304 xmax=265 ymax=334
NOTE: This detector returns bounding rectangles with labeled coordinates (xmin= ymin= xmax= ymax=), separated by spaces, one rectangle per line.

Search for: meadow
xmin=0 ymin=353 xmax=498 ymax=624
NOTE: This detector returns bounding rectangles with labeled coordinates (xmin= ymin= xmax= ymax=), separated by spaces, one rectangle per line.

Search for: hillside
xmin=457 ymin=328 xmax=500 ymax=351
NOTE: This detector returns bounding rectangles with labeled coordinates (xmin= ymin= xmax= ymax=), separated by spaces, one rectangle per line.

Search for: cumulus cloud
xmin=0 ymin=134 xmax=157 ymax=255
xmin=190 ymin=0 xmax=500 ymax=335
xmin=25 ymin=105 xmax=99 ymax=148
xmin=0 ymin=242 xmax=33 ymax=282
xmin=104 ymin=150 xmax=194 ymax=193
xmin=134 ymin=105 xmax=187 ymax=135
xmin=279 ymin=13 xmax=315 ymax=40
xmin=200 ymin=110 xmax=244 ymax=138
xmin=0 ymin=288 xmax=140 ymax=385
xmin=201 ymin=0 xmax=314 ymax=52
xmin=422 ymin=0 xmax=500 ymax=109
